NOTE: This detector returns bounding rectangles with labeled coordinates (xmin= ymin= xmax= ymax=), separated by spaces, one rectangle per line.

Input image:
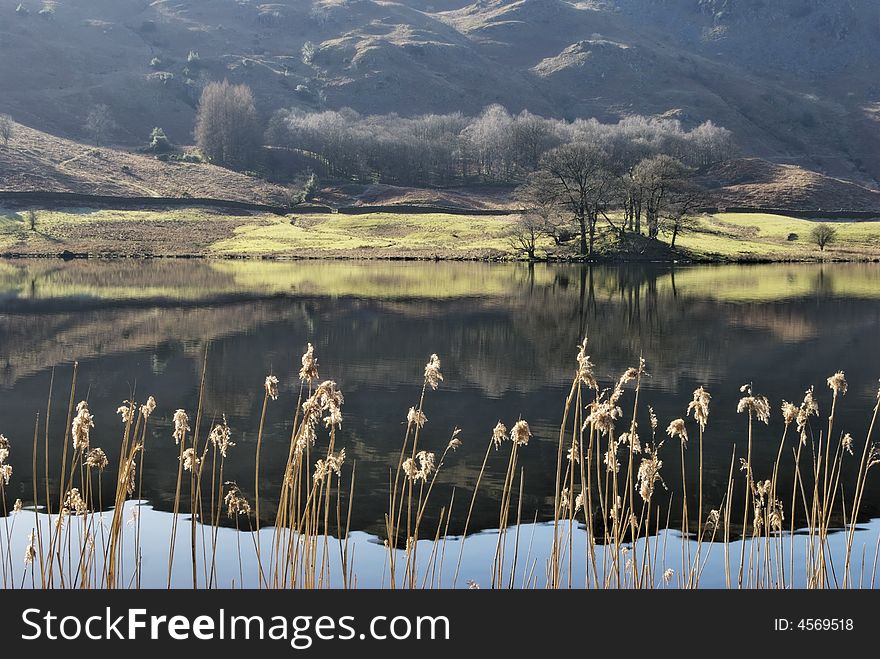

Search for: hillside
xmin=0 ymin=0 xmax=879 ymax=190
xmin=0 ymin=120 xmax=287 ymax=204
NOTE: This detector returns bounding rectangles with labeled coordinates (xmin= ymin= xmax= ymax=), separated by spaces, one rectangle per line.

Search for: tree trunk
xmin=588 ymin=213 xmax=596 ymax=258
xmin=578 ymin=214 xmax=587 ymax=257
xmin=671 ymin=224 xmax=679 ymax=248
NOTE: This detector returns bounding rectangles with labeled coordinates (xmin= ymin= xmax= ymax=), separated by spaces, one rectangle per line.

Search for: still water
xmin=0 ymin=259 xmax=879 ymax=563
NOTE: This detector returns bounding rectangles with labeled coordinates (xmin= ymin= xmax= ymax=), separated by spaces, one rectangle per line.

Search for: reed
xmin=0 ymin=340 xmax=879 ymax=590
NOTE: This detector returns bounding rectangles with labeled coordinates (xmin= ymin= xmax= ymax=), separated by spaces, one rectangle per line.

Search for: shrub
xmin=148 ymin=127 xmax=173 ymax=153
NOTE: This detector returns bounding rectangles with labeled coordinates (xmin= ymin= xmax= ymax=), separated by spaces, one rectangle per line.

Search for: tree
xmin=632 ymin=155 xmax=690 ymax=239
xmin=26 ymin=210 xmax=37 ymax=232
xmin=284 ymin=171 xmax=318 ymax=207
xmin=507 ymin=213 xmax=545 ymax=260
xmin=85 ymin=104 xmax=116 ymax=146
xmin=518 ymin=142 xmax=613 ymax=257
xmin=0 ymin=114 xmax=12 ymax=145
xmin=148 ymin=127 xmax=173 ymax=153
xmin=194 ymin=80 xmax=262 ymax=169
xmin=810 ymin=223 xmax=838 ymax=252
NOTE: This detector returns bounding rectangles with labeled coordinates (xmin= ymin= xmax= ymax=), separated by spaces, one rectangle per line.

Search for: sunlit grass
xmin=210 ymin=212 xmax=516 ymax=256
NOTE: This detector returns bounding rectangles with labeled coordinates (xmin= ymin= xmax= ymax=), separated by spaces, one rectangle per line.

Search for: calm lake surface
xmin=1 ymin=259 xmax=879 ymax=544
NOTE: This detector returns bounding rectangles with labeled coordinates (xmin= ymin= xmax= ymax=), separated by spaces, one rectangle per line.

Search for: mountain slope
xmin=0 ymin=121 xmax=287 ymax=204
xmin=0 ymin=0 xmax=878 ymax=190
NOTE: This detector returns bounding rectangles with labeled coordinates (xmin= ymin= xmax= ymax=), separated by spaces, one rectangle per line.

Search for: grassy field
xmin=1 ymin=206 xmax=880 ymax=261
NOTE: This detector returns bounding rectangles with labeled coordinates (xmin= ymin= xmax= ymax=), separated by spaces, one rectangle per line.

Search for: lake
xmin=1 ymin=259 xmax=879 ymax=587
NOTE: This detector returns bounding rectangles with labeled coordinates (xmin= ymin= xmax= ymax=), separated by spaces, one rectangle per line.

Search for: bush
xmin=148 ymin=127 xmax=173 ymax=153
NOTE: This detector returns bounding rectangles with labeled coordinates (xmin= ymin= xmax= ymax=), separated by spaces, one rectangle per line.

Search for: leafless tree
xmin=195 ymin=80 xmax=262 ymax=169
xmin=507 ymin=213 xmax=546 ymax=260
xmin=85 ymin=104 xmax=116 ymax=147
xmin=0 ymin=115 xmax=12 ymax=146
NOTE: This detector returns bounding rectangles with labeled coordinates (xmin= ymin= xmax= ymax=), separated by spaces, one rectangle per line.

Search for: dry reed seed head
xmin=0 ymin=464 xmax=11 ymax=486
xmin=781 ymin=401 xmax=798 ymax=426
xmin=318 ymin=380 xmax=344 ymax=429
xmin=224 ymin=484 xmax=252 ymax=519
xmin=663 ymin=568 xmax=674 ymax=585
xmin=85 ymin=447 xmax=108 ymax=471
xmin=560 ymin=489 xmax=571 ymax=513
xmin=491 ymin=421 xmax=507 ymax=450
xmin=686 ymin=386 xmax=711 ymax=431
xmin=424 ymin=353 xmax=443 ymax=390
xmin=753 ymin=501 xmax=765 ymax=534
xmin=116 ymin=401 xmax=135 ymax=424
xmin=140 ymin=395 xmax=157 ymax=419
xmin=402 ymin=457 xmax=419 ymax=480
xmin=466 ymin=580 xmax=480 ymax=589
xmin=208 ymin=415 xmax=235 ymax=458
xmin=584 ymin=398 xmax=622 ymax=436
xmin=403 ymin=451 xmax=436 ymax=482
xmin=0 ymin=433 xmax=9 ymax=465
xmin=172 ymin=409 xmax=190 ymax=445
xmin=510 ymin=419 xmax=532 ymax=446
xmin=706 ymin=509 xmax=721 ymax=532
xmin=869 ymin=444 xmax=880 ymax=470
xmin=755 ymin=479 xmax=772 ymax=498
xmin=181 ymin=448 xmax=200 ymax=473
xmin=648 ymin=406 xmax=658 ymax=434
xmin=665 ymin=418 xmax=688 ymax=447
xmin=637 ymin=448 xmax=664 ymax=502
xmin=265 ymin=374 xmax=280 ymax=401
xmin=769 ymin=506 xmax=784 ymax=532
xmin=842 ymin=433 xmax=854 ymax=456
xmin=63 ymin=488 xmax=87 ymax=516
xmin=618 ymin=365 xmax=641 ymax=389
xmin=126 ymin=460 xmax=137 ymax=495
xmin=24 ymin=530 xmax=36 ymax=566
xmin=416 ymin=450 xmax=435 ymax=480
xmin=604 ymin=439 xmax=620 ymax=474
xmin=575 ymin=338 xmax=598 ymax=390
xmin=736 ymin=386 xmax=771 ymax=425
xmin=796 ymin=386 xmax=820 ymax=445
xmin=739 ymin=458 xmax=749 ymax=472
xmin=13 ymin=498 xmax=22 ymax=513
xmin=314 ymin=448 xmax=346 ymax=483
xmin=407 ymin=406 xmax=427 ymax=429
xmin=827 ymin=370 xmax=848 ymax=397
xmin=127 ymin=507 xmax=139 ymax=527
xmin=619 ymin=431 xmax=642 ymax=454
xmin=71 ymin=401 xmax=94 ymax=452
xmin=447 ymin=428 xmax=462 ymax=452
xmin=299 ymin=342 xmax=319 ymax=383
xmin=574 ymin=491 xmax=584 ymax=512
xmin=567 ymin=438 xmax=579 ymax=464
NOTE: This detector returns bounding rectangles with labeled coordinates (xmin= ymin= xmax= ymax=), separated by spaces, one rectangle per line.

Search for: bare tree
xmin=632 ymin=155 xmax=690 ymax=239
xmin=810 ymin=223 xmax=838 ymax=252
xmin=195 ymin=80 xmax=262 ymax=169
xmin=507 ymin=213 xmax=545 ymax=260
xmin=0 ymin=115 xmax=12 ymax=146
xmin=85 ymin=104 xmax=116 ymax=146
xmin=518 ymin=142 xmax=613 ymax=257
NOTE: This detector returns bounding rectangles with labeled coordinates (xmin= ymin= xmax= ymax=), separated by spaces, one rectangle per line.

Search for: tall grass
xmin=0 ymin=340 xmax=878 ymax=589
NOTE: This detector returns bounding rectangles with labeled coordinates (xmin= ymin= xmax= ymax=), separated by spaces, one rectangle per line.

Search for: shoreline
xmin=2 ymin=250 xmax=879 ymax=265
